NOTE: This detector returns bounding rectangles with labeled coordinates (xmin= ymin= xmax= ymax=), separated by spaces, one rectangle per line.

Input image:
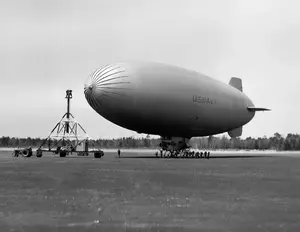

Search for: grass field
xmin=0 ymin=150 xmax=300 ymax=231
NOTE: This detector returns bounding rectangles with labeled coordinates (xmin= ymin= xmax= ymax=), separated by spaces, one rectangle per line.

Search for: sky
xmin=0 ymin=0 xmax=299 ymax=139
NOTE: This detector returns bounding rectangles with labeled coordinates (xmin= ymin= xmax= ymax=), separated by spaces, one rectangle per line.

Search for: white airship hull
xmin=84 ymin=61 xmax=256 ymax=138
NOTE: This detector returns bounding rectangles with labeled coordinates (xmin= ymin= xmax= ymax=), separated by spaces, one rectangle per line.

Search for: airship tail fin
xmin=228 ymin=126 xmax=243 ymax=138
xmin=229 ymin=77 xmax=243 ymax=92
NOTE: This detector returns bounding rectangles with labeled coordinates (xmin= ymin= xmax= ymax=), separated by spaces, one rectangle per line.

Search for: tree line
xmin=1 ymin=133 xmax=300 ymax=151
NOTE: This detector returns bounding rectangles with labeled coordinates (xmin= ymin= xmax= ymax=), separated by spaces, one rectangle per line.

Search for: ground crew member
xmin=28 ymin=146 xmax=33 ymax=157
xmin=117 ymin=149 xmax=121 ymax=158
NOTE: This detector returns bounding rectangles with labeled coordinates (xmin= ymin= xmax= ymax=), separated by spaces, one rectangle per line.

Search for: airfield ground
xmin=0 ymin=150 xmax=300 ymax=232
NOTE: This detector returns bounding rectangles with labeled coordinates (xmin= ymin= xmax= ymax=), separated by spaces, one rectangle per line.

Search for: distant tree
xmin=1 ymin=136 xmax=10 ymax=147
xmin=284 ymin=134 xmax=293 ymax=150
xmin=219 ymin=136 xmax=230 ymax=149
xmin=9 ymin=137 xmax=17 ymax=147
xmin=25 ymin=137 xmax=32 ymax=146
xmin=2 ymin=133 xmax=300 ymax=151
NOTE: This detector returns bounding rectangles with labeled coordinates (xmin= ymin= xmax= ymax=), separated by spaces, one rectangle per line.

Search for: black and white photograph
xmin=1 ymin=0 xmax=300 ymax=231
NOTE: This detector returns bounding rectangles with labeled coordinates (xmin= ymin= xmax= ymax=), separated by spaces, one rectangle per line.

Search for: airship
xmin=84 ymin=61 xmax=269 ymax=157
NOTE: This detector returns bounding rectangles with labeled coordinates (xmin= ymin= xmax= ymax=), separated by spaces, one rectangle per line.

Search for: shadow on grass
xmin=118 ymin=155 xmax=273 ymax=159
xmin=208 ymin=155 xmax=272 ymax=159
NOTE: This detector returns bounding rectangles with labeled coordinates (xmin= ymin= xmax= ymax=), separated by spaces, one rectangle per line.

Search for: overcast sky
xmin=0 ymin=0 xmax=299 ymax=139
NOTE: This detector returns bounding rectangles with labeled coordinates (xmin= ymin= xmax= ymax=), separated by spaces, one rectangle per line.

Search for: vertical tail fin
xmin=229 ymin=77 xmax=243 ymax=92
xmin=228 ymin=126 xmax=243 ymax=138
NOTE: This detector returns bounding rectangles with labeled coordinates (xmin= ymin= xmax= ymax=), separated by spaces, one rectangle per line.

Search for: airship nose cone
xmin=84 ymin=82 xmax=92 ymax=92
xmin=84 ymin=63 xmax=131 ymax=116
xmin=84 ymin=77 xmax=95 ymax=91
xmin=84 ymin=77 xmax=96 ymax=104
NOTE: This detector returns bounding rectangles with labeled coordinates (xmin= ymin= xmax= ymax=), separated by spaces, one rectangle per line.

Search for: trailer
xmin=36 ymin=139 xmax=104 ymax=158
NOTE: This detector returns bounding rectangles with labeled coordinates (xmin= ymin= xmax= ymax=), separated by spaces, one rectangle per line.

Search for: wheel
xmin=60 ymin=150 xmax=67 ymax=157
xmin=22 ymin=149 xmax=32 ymax=157
xmin=94 ymin=151 xmax=103 ymax=158
xmin=36 ymin=150 xmax=43 ymax=158
xmin=207 ymin=151 xmax=210 ymax=159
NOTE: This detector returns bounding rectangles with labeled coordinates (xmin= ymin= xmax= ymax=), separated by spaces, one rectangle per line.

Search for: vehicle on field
xmin=12 ymin=147 xmax=33 ymax=158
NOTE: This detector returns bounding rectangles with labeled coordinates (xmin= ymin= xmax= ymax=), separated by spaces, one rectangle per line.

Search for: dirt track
xmin=1 ymin=150 xmax=300 ymax=231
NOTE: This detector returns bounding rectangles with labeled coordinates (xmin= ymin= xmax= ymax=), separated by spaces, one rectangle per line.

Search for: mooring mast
xmin=65 ymin=89 xmax=72 ymax=134
xmin=37 ymin=89 xmax=91 ymax=156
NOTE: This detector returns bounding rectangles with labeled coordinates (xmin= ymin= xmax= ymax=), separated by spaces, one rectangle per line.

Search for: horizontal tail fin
xmin=247 ymin=107 xmax=271 ymax=112
xmin=228 ymin=126 xmax=242 ymax=138
xmin=229 ymin=77 xmax=243 ymax=92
